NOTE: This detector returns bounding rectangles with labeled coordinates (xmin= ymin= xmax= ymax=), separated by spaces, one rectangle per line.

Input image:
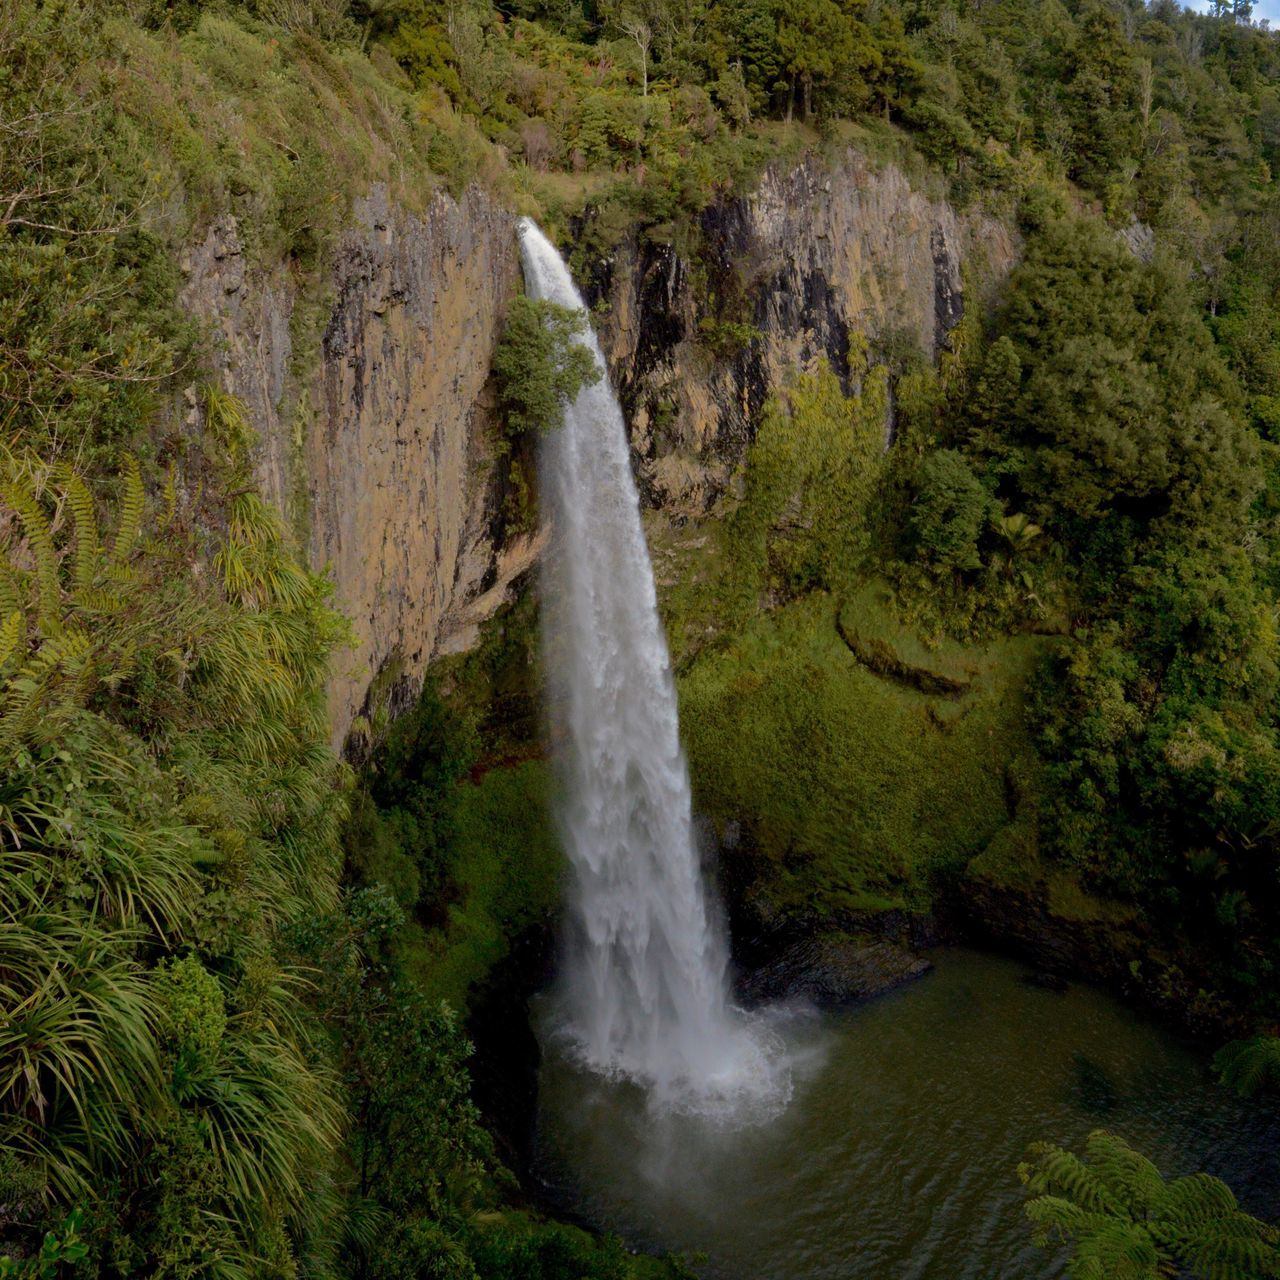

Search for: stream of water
xmin=534 ymin=949 xmax=1280 ymax=1279
xmin=520 ymin=219 xmax=788 ymax=1118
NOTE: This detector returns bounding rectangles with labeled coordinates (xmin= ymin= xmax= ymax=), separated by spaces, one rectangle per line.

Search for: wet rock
xmin=1021 ymin=970 xmax=1070 ymax=993
xmin=739 ymin=934 xmax=933 ymax=1007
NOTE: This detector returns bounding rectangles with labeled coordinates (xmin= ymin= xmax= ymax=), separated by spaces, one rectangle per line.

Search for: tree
xmin=614 ymin=10 xmax=654 ymax=96
xmin=775 ymin=0 xmax=879 ymax=121
xmin=910 ymin=449 xmax=993 ymax=572
xmin=491 ymin=296 xmax=601 ymax=439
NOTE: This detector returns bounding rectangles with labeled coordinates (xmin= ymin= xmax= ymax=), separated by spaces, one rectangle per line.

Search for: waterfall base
xmin=541 ymin=999 xmax=794 ymax=1124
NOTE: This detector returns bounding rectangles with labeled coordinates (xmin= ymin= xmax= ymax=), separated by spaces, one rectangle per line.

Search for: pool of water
xmin=533 ymin=949 xmax=1280 ymax=1279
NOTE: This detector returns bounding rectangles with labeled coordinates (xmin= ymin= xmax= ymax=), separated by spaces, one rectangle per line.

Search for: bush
xmin=910 ymin=449 xmax=993 ymax=571
xmin=492 ymin=295 xmax=601 ymax=440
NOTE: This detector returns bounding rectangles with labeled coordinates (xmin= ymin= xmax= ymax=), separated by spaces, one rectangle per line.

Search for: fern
xmin=1215 ymin=1037 xmax=1280 ymax=1098
xmin=0 ymin=610 xmax=22 ymax=669
xmin=1 ymin=476 xmax=61 ymax=636
xmin=109 ymin=455 xmax=143 ymax=568
xmin=56 ymin=467 xmax=98 ymax=593
xmin=1021 ymin=1131 xmax=1280 ymax=1280
xmin=160 ymin=461 xmax=178 ymax=530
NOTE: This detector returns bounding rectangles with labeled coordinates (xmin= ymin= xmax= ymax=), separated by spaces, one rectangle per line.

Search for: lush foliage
xmin=1020 ymin=1130 xmax=1280 ymax=1278
xmin=0 ymin=423 xmax=350 ymax=1273
xmin=6 ymin=0 xmax=1280 ymax=1270
xmin=492 ymin=296 xmax=601 ymax=439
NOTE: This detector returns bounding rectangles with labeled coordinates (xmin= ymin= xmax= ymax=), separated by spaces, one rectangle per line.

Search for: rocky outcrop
xmin=181 ymin=147 xmax=1017 ymax=747
xmin=594 ymin=149 xmax=1018 ymax=517
xmin=182 ymin=184 xmax=523 ymax=747
xmin=738 ymin=933 xmax=933 ymax=1006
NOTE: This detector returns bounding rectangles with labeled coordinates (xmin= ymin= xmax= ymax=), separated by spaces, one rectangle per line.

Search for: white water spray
xmin=518 ymin=219 xmax=789 ymax=1119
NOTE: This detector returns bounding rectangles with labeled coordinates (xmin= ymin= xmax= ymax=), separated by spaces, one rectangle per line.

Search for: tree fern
xmin=1215 ymin=1038 xmax=1280 ymax=1098
xmin=1021 ymin=1131 xmax=1280 ymax=1280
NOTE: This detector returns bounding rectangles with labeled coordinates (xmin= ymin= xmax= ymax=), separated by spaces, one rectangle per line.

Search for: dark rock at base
xmin=467 ymin=923 xmax=557 ymax=1181
xmin=1021 ymin=970 xmax=1070 ymax=993
xmin=738 ymin=934 xmax=933 ymax=1006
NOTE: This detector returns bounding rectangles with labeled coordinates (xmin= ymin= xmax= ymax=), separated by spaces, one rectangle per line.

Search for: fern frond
xmin=1155 ymin=1172 xmax=1242 ymax=1228
xmin=1021 ymin=1138 xmax=1123 ymax=1215
xmin=110 ymin=456 xmax=144 ymax=568
xmin=1 ymin=477 xmax=61 ymax=636
xmin=0 ymin=609 xmax=24 ymax=669
xmin=57 ymin=467 xmax=100 ymax=593
xmin=72 ymin=587 xmax=125 ymax=614
xmin=0 ymin=563 xmax=21 ymax=618
xmin=1084 ymin=1128 xmax=1166 ymax=1215
xmin=1021 ymin=1132 xmax=1280 ymax=1280
xmin=1215 ymin=1037 xmax=1280 ymax=1098
xmin=1068 ymin=1218 xmax=1163 ymax=1279
xmin=161 ymin=462 xmax=178 ymax=530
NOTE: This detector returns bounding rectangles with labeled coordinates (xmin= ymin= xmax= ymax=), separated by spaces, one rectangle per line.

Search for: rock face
xmin=182 ymin=184 xmax=525 ymax=746
xmin=594 ymin=149 xmax=1018 ymax=517
xmin=182 ymin=148 xmax=1017 ymax=747
xmin=738 ymin=934 xmax=933 ymax=1006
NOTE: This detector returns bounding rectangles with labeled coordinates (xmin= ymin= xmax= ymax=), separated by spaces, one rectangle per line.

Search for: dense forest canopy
xmin=3 ymin=0 xmax=1280 ymax=1274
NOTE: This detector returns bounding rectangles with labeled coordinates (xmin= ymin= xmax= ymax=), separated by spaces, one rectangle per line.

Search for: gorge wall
xmin=182 ymin=183 xmax=529 ymax=746
xmin=594 ymin=149 xmax=1018 ymax=518
xmin=182 ymin=147 xmax=1017 ymax=745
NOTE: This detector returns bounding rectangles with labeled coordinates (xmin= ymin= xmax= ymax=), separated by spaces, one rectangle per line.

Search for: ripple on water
xmin=534 ymin=949 xmax=1280 ymax=1280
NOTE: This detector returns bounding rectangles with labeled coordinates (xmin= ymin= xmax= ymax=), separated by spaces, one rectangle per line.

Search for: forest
xmin=2 ymin=0 xmax=1280 ymax=1274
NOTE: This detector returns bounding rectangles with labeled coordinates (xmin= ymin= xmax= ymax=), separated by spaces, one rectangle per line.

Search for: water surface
xmin=534 ymin=949 xmax=1280 ymax=1279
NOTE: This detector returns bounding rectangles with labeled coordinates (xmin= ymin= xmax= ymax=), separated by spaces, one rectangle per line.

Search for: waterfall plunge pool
xmin=532 ymin=948 xmax=1280 ymax=1280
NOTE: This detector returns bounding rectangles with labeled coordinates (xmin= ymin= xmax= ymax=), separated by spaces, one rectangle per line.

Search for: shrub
xmin=910 ymin=449 xmax=993 ymax=571
xmin=491 ymin=295 xmax=601 ymax=439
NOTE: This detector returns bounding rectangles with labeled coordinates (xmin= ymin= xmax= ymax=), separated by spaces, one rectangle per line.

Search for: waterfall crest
xmin=518 ymin=219 xmax=789 ymax=1119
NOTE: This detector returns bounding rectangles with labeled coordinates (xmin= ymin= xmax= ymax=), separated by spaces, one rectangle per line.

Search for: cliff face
xmin=182 ymin=184 xmax=529 ymax=746
xmin=594 ymin=149 xmax=1018 ymax=517
xmin=183 ymin=148 xmax=1016 ymax=746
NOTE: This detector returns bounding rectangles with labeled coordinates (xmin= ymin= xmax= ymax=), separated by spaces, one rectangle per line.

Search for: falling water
xmin=518 ymin=219 xmax=789 ymax=1119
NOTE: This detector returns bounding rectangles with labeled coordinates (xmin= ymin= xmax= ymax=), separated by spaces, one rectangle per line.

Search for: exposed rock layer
xmin=183 ymin=149 xmax=1016 ymax=744
xmin=594 ymin=149 xmax=1018 ymax=517
xmin=182 ymin=185 xmax=523 ymax=746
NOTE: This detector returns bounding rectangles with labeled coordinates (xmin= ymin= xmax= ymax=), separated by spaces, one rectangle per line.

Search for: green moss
xmin=406 ymin=761 xmax=562 ymax=1010
xmin=677 ymin=585 xmax=1046 ymax=921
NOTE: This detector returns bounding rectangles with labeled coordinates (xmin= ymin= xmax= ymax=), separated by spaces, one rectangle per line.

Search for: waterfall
xmin=518 ymin=219 xmax=789 ymax=1119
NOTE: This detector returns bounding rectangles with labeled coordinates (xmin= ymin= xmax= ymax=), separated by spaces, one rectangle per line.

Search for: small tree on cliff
xmin=492 ymin=295 xmax=601 ymax=440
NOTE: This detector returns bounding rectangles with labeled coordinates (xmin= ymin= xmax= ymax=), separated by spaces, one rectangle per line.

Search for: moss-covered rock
xmin=677 ymin=582 xmax=1047 ymax=926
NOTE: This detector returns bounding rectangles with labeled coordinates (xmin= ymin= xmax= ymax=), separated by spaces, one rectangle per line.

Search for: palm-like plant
xmin=1020 ymin=1130 xmax=1280 ymax=1279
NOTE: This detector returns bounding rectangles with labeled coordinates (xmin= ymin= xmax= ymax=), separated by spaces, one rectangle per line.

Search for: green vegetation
xmin=4 ymin=0 xmax=1280 ymax=1268
xmin=1019 ymin=1130 xmax=1280 ymax=1278
xmin=491 ymin=294 xmax=602 ymax=528
xmin=1215 ymin=1036 xmax=1280 ymax=1097
xmin=492 ymin=296 xmax=600 ymax=440
xmin=0 ymin=424 xmax=350 ymax=1271
xmin=677 ymin=588 xmax=1044 ymax=918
